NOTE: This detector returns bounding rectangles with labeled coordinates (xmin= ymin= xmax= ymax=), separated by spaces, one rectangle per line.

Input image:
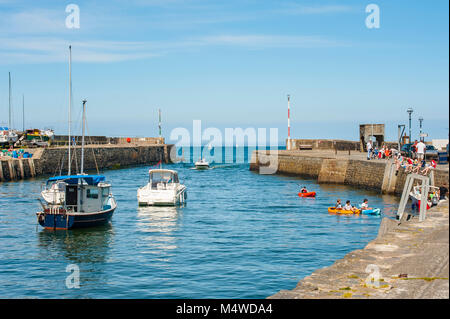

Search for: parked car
xmin=400 ymin=143 xmax=413 ymax=157
xmin=425 ymin=145 xmax=439 ymax=159
xmin=400 ymin=143 xmax=438 ymax=159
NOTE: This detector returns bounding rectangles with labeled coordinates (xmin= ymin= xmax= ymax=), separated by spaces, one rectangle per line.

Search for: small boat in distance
xmin=298 ymin=191 xmax=316 ymax=198
xmin=137 ymin=169 xmax=187 ymax=206
xmin=195 ymin=158 xmax=210 ymax=170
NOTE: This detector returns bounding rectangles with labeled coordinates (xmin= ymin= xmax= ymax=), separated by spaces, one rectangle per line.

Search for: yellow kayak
xmin=328 ymin=207 xmax=361 ymax=214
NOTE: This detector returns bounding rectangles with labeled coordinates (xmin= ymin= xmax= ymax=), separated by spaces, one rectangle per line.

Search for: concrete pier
xmin=250 ymin=150 xmax=449 ymax=195
xmin=269 ymin=201 xmax=449 ymax=299
xmin=0 ymin=143 xmax=173 ymax=182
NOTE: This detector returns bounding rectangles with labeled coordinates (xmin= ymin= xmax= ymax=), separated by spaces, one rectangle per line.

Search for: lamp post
xmin=418 ymin=116 xmax=424 ymax=141
xmin=407 ymin=108 xmax=413 ymax=142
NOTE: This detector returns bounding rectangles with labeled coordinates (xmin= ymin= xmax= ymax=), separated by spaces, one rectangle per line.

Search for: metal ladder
xmin=396 ymin=171 xmax=434 ymax=222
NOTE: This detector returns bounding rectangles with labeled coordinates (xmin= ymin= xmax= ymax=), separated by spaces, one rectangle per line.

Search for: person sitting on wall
xmin=404 ymin=157 xmax=414 ymax=173
xmin=360 ymin=199 xmax=373 ymax=210
xmin=394 ymin=153 xmax=403 ymax=176
xmin=412 ymin=160 xmax=426 ymax=174
xmin=390 ymin=147 xmax=398 ymax=158
xmin=384 ymin=148 xmax=391 ymax=159
xmin=373 ymin=147 xmax=379 ymax=159
xmin=421 ymin=159 xmax=437 ymax=175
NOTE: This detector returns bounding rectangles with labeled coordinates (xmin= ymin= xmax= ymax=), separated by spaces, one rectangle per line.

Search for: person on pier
xmin=366 ymin=141 xmax=373 ymax=160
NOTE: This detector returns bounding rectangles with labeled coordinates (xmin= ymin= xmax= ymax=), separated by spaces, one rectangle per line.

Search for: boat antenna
xmin=159 ymin=108 xmax=162 ymax=169
xmin=68 ymin=45 xmax=73 ymax=175
xmin=287 ymin=94 xmax=291 ymax=151
xmin=80 ymin=99 xmax=87 ymax=175
xmin=22 ymin=94 xmax=25 ymax=132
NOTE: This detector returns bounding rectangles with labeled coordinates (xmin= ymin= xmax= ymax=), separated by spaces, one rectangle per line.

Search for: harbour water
xmin=0 ymin=147 xmax=399 ymax=298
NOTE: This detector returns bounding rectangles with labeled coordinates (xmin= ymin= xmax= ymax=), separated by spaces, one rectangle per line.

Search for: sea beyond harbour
xmin=0 ymin=146 xmax=399 ymax=298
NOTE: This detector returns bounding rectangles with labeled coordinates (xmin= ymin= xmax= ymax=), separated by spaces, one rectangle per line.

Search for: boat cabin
xmin=46 ymin=175 xmax=112 ymax=213
xmin=148 ymin=169 xmax=179 ymax=190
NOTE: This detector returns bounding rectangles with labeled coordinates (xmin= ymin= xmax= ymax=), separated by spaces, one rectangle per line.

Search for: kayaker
xmin=343 ymin=200 xmax=357 ymax=212
xmin=300 ymin=186 xmax=308 ymax=193
xmin=360 ymin=199 xmax=373 ymax=210
xmin=335 ymin=199 xmax=342 ymax=209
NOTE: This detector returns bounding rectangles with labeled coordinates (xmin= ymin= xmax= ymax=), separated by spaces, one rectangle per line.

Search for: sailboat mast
xmin=158 ymin=108 xmax=162 ymax=138
xmin=68 ymin=45 xmax=72 ymax=175
xmin=81 ymin=100 xmax=86 ymax=175
xmin=8 ymin=72 xmax=11 ymax=130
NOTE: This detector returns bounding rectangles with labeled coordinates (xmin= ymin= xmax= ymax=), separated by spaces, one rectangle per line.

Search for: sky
xmin=0 ymin=0 xmax=448 ymax=145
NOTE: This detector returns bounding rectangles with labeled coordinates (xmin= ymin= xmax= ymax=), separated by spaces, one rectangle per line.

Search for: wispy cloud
xmin=197 ymin=34 xmax=342 ymax=48
xmin=0 ymin=34 xmax=346 ymax=64
xmin=278 ymin=4 xmax=355 ymax=15
xmin=0 ymin=1 xmax=353 ymax=64
xmin=0 ymin=8 xmax=65 ymax=34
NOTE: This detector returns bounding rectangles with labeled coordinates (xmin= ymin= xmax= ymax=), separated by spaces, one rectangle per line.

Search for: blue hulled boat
xmin=38 ymin=174 xmax=117 ymax=230
xmin=37 ymin=46 xmax=117 ymax=230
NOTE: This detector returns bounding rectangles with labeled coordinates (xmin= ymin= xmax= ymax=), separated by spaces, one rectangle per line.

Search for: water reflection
xmin=37 ymin=225 xmax=114 ymax=264
xmin=36 ymin=226 xmax=114 ymax=294
xmin=136 ymin=206 xmax=180 ymax=252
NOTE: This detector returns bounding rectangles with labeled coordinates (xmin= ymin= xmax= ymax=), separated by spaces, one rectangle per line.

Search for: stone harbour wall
xmin=250 ymin=150 xmax=449 ymax=194
xmin=0 ymin=144 xmax=174 ymax=182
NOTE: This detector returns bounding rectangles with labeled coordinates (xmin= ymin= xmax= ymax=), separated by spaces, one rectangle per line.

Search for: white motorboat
xmin=137 ymin=169 xmax=187 ymax=206
xmin=0 ymin=127 xmax=9 ymax=146
xmin=7 ymin=130 xmax=18 ymax=144
xmin=194 ymin=158 xmax=210 ymax=169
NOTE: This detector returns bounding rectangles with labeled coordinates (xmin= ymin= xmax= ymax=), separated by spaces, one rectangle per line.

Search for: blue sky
xmin=0 ymin=0 xmax=448 ymax=144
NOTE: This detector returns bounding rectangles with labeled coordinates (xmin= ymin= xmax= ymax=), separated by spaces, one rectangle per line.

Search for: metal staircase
xmin=396 ymin=171 xmax=435 ymax=223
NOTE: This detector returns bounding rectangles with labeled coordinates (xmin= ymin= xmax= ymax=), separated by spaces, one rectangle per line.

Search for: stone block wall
xmin=0 ymin=144 xmax=174 ymax=182
xmin=251 ymin=150 xmax=449 ymax=195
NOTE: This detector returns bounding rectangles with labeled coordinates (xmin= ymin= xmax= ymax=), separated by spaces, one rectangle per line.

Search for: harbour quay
xmin=268 ymin=201 xmax=449 ymax=299
xmin=0 ymin=138 xmax=173 ymax=182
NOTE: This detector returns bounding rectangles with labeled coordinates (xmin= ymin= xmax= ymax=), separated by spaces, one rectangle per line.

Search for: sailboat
xmin=37 ymin=46 xmax=117 ymax=230
xmin=1 ymin=73 xmax=18 ymax=147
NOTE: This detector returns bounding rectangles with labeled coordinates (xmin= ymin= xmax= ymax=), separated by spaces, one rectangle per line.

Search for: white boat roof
xmin=149 ymin=169 xmax=178 ymax=175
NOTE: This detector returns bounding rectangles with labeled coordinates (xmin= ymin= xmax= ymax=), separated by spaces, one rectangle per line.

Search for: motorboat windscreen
xmin=149 ymin=171 xmax=179 ymax=187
